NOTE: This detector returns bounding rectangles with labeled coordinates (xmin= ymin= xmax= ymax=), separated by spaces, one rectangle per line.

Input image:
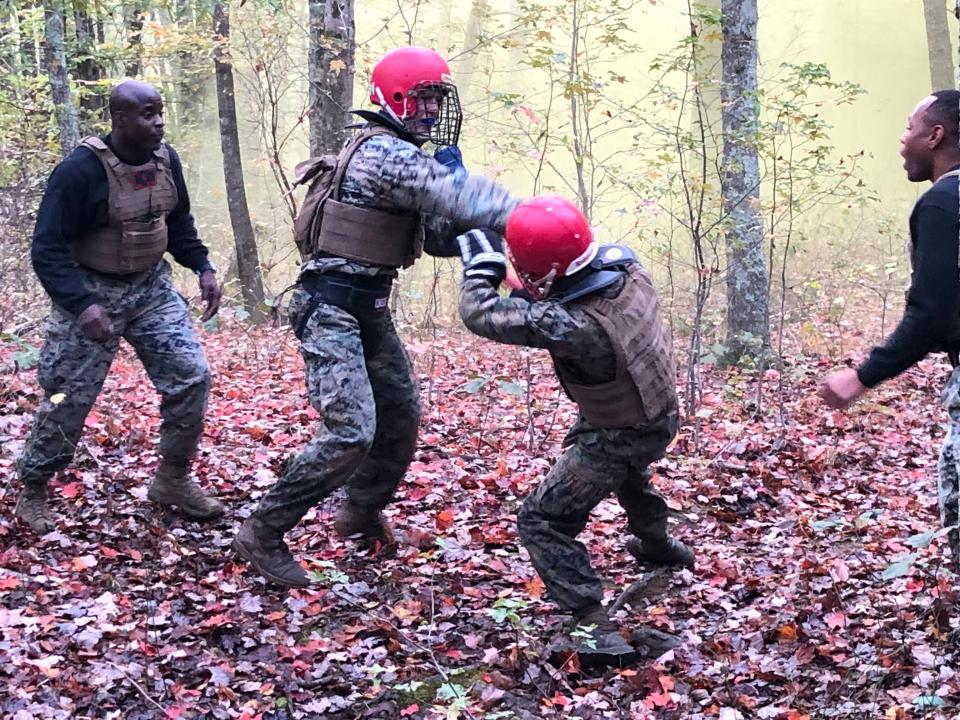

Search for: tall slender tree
xmin=307 ymin=0 xmax=355 ymax=156
xmin=213 ymin=1 xmax=266 ymax=321
xmin=721 ymin=0 xmax=769 ymax=359
xmin=74 ymin=4 xmax=106 ymax=130
xmin=125 ymin=3 xmax=147 ymax=76
xmin=690 ymin=0 xmax=723 ymax=188
xmin=922 ymin=0 xmax=955 ymax=90
xmin=457 ymin=0 xmax=490 ymax=105
xmin=43 ymin=1 xmax=80 ymax=154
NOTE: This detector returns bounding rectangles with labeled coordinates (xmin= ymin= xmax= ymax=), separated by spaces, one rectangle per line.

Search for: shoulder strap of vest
xmin=80 ymin=136 xmax=108 ymax=152
xmin=79 ymin=135 xmax=125 ymax=171
xmin=330 ymin=126 xmax=395 ymax=201
xmin=153 ymin=142 xmax=173 ymax=169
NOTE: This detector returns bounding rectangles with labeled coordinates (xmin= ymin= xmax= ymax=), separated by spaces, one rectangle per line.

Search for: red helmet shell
xmin=370 ymin=47 xmax=453 ymax=118
xmin=505 ymin=196 xmax=595 ymax=288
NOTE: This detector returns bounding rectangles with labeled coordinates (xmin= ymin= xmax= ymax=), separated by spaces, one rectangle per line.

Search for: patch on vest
xmin=132 ymin=168 xmax=158 ymax=190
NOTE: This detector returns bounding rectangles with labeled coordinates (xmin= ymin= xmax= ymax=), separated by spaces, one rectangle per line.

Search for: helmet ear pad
xmin=505 ymin=196 xmax=595 ymax=299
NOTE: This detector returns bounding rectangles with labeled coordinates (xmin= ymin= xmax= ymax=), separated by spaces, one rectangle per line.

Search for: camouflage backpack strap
xmin=329 ymin=125 xmax=393 ymax=200
xmin=292 ymin=126 xmax=394 ymax=262
xmin=305 ymin=125 xmax=420 ymax=268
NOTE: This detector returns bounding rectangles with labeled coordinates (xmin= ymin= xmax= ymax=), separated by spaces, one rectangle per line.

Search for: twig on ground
xmin=108 ymin=661 xmax=166 ymax=713
xmin=609 ymin=568 xmax=668 ymax=615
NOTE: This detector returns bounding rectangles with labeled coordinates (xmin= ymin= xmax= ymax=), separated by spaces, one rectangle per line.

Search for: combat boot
xmin=333 ymin=501 xmax=395 ymax=545
xmin=571 ymin=604 xmax=637 ymax=665
xmin=14 ymin=484 xmax=55 ymax=534
xmin=626 ymin=535 xmax=694 ymax=569
xmin=233 ymin=517 xmax=309 ymax=588
xmin=148 ymin=459 xmax=225 ymax=520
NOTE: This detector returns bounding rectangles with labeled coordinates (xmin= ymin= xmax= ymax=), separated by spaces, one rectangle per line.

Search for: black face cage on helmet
xmin=411 ymin=82 xmax=463 ymax=147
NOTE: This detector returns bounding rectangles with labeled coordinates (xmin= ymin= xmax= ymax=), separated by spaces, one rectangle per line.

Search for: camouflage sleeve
xmin=342 ymin=135 xmax=519 ymax=233
xmin=458 ymin=277 xmax=602 ymax=359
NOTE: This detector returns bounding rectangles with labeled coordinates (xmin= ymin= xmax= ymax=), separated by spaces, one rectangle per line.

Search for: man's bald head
xmin=109 ymin=80 xmax=162 ymax=118
xmin=107 ymin=80 xmax=165 ymax=159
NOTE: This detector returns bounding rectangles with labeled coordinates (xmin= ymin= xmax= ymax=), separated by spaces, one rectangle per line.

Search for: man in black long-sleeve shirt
xmin=15 ymin=80 xmax=225 ymax=533
xmin=820 ymin=89 xmax=960 ymax=569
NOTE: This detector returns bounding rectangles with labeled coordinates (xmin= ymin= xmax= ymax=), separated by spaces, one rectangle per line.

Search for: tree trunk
xmin=75 ymin=8 xmax=106 ymax=131
xmin=213 ymin=1 xmax=266 ymax=321
xmin=690 ymin=0 xmax=723 ymax=187
xmin=125 ymin=3 xmax=147 ymax=76
xmin=457 ymin=0 xmax=490 ymax=104
xmin=43 ymin=2 xmax=80 ymax=155
xmin=173 ymin=0 xmax=206 ymax=128
xmin=307 ymin=0 xmax=355 ymax=156
xmin=923 ymin=0 xmax=955 ymax=90
xmin=721 ymin=0 xmax=768 ymax=359
xmin=14 ymin=0 xmax=40 ymax=76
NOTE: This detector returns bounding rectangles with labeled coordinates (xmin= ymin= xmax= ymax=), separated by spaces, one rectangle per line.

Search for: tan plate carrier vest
xmin=292 ymin=126 xmax=424 ymax=269
xmin=557 ymin=264 xmax=679 ymax=428
xmin=71 ymin=136 xmax=179 ymax=275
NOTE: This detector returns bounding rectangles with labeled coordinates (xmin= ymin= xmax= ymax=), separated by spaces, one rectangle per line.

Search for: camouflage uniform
xmin=459 ymin=277 xmax=680 ymax=612
xmin=17 ymin=261 xmax=210 ymax=485
xmin=15 ymin=132 xmax=221 ymax=532
xmin=939 ymin=368 xmax=960 ymax=564
xmin=248 ymin=132 xmax=517 ymax=535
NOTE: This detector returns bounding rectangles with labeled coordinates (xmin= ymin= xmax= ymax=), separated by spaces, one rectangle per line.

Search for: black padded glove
xmin=457 ymin=229 xmax=506 ymax=284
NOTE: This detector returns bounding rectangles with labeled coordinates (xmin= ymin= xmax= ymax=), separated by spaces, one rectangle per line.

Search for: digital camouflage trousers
xmin=938 ymin=366 xmax=960 ymax=562
xmin=17 ymin=260 xmax=210 ymax=486
xmin=252 ymin=287 xmax=420 ymax=534
xmin=517 ymin=412 xmax=679 ymax=612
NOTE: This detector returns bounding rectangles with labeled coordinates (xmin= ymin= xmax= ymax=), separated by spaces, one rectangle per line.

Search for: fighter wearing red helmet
xmin=457 ymin=196 xmax=693 ymax=664
xmin=233 ymin=47 xmax=518 ymax=588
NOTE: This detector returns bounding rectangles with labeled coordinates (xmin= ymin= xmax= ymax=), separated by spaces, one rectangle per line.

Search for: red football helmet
xmin=505 ymin=196 xmax=597 ymax=301
xmin=369 ymin=46 xmax=462 ymax=146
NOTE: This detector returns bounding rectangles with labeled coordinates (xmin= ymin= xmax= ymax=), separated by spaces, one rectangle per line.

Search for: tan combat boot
xmin=233 ymin=517 xmax=309 ymax=588
xmin=148 ymin=459 xmax=225 ymax=520
xmin=333 ymin=501 xmax=395 ymax=545
xmin=626 ymin=535 xmax=695 ymax=569
xmin=14 ymin=484 xmax=55 ymax=534
xmin=571 ymin=604 xmax=637 ymax=666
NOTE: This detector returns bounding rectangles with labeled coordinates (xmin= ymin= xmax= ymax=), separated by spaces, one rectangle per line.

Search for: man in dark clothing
xmin=820 ymin=89 xmax=960 ymax=569
xmin=15 ymin=80 xmax=224 ymax=533
xmin=232 ymin=46 xmax=519 ymax=588
xmin=457 ymin=196 xmax=693 ymax=664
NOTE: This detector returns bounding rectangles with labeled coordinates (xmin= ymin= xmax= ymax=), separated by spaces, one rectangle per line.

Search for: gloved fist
xmin=457 ymin=228 xmax=506 ymax=284
xmin=434 ymin=145 xmax=465 ymax=171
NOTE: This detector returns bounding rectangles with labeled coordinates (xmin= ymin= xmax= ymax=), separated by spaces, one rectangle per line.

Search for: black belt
xmin=295 ymin=272 xmax=392 ymax=357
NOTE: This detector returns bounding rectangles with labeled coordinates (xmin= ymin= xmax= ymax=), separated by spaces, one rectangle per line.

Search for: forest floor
xmin=1 ymin=318 xmax=958 ymax=720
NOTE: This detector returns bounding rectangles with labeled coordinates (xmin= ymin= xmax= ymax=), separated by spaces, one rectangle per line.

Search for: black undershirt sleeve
xmin=165 ymin=146 xmax=212 ymax=274
xmin=30 ymin=152 xmax=103 ymax=315
xmin=857 ymin=192 xmax=960 ymax=387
